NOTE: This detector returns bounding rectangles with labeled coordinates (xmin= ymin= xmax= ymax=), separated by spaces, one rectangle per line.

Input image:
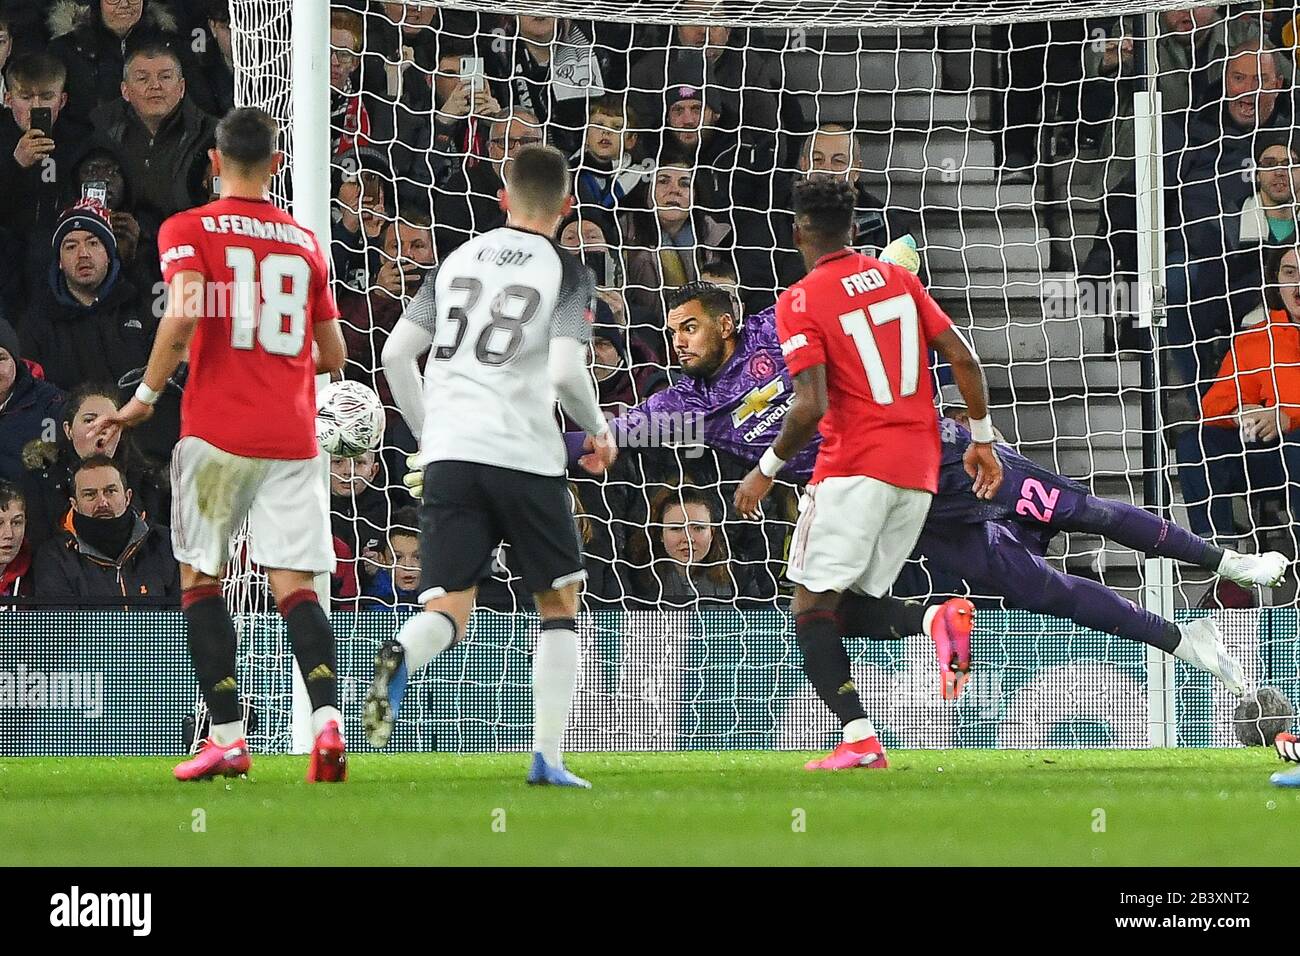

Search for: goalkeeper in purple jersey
xmin=568 ymin=265 xmax=1288 ymax=697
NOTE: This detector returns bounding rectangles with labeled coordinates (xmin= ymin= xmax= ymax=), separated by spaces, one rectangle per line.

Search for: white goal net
xmin=220 ymin=0 xmax=1299 ymax=753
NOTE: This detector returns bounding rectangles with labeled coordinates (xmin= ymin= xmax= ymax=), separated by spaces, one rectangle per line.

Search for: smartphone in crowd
xmin=29 ymin=107 xmax=51 ymax=135
xmin=459 ymin=56 xmax=484 ymax=95
xmin=82 ymin=180 xmax=108 ymax=206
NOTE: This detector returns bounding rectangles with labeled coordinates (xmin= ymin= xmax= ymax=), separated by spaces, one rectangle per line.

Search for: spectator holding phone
xmin=0 ymin=53 xmax=92 ymax=270
xmin=331 ymin=146 xmax=396 ymax=291
xmin=381 ymin=34 xmax=500 ymax=207
xmin=429 ymin=37 xmax=499 ymax=166
xmin=68 ymin=144 xmax=156 ymax=290
xmin=340 ymin=215 xmax=431 ymax=434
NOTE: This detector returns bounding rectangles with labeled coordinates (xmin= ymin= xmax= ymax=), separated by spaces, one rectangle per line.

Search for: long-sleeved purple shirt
xmin=566 ymin=309 xmax=1078 ymax=531
xmin=565 ymin=307 xmax=820 ymax=480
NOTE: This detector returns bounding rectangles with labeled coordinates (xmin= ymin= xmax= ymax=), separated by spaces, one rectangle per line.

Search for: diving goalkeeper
xmin=540 ymin=239 xmax=1285 ymax=698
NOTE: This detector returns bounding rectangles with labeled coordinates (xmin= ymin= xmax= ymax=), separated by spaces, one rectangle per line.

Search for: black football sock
xmin=837 ymin=593 xmax=929 ymax=640
xmin=796 ymin=609 xmax=868 ymax=726
xmin=182 ymin=584 xmax=241 ymax=727
xmin=280 ymin=589 xmax=338 ymax=712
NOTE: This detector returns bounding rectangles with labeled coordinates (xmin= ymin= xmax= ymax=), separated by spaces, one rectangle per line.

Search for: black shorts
xmin=417 ymin=460 xmax=586 ymax=598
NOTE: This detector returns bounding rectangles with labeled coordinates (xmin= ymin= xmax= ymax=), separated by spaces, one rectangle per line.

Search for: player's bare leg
xmin=527 ymin=582 xmax=590 ymax=788
xmin=795 ymin=586 xmax=888 ymax=771
xmin=363 ymin=587 xmax=473 ymax=749
xmin=267 ymin=568 xmax=346 ymax=782
xmin=174 ymin=563 xmax=252 ymax=781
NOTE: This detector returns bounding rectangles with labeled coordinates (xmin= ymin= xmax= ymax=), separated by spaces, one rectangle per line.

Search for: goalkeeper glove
xmin=404 ymin=454 xmax=423 ymax=500
xmin=880 ymin=234 xmax=921 ymax=275
xmin=1277 ymin=731 xmax=1300 ymax=763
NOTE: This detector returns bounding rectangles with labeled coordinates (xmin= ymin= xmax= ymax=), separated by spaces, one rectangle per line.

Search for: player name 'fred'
xmin=840 ymin=268 xmax=887 ymax=297
xmin=199 ymin=214 xmax=315 ymax=251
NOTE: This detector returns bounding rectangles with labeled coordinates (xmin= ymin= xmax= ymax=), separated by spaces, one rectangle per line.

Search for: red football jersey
xmin=157 ymin=196 xmax=339 ymax=460
xmin=776 ymin=249 xmax=954 ymax=491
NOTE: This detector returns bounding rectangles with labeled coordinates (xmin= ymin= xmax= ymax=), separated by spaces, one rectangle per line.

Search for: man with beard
xmin=34 ymin=455 xmax=178 ymax=606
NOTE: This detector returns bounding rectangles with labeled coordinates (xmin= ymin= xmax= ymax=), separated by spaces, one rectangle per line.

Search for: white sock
xmin=212 ymin=720 xmax=243 ymax=746
xmin=532 ymin=625 xmax=580 ymax=765
xmin=397 ymin=611 xmax=457 ymax=672
xmin=843 ymin=717 xmax=876 ymax=743
xmin=311 ymin=705 xmax=342 ymax=737
xmin=922 ymin=605 xmax=940 ymax=637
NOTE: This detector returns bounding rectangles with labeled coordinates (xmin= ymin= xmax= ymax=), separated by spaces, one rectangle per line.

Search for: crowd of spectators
xmin=0 ymin=0 xmax=854 ymax=611
xmin=0 ymin=0 xmax=242 ymax=608
xmin=1078 ymin=5 xmax=1300 ymax=560
xmin=319 ymin=3 xmax=906 ymax=611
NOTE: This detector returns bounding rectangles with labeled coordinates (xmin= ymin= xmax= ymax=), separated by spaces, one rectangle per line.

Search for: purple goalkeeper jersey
xmin=565 ymin=308 xmax=1086 ymax=537
xmin=566 ymin=308 xmax=821 ymax=479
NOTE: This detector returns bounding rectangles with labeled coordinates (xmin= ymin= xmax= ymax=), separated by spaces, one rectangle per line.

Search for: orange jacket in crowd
xmin=1201 ymin=309 xmax=1300 ymax=430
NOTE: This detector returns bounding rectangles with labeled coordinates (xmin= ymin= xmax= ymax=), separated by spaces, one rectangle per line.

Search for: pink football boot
xmin=804 ymin=736 xmax=889 ymax=771
xmin=174 ymin=737 xmax=251 ymax=781
xmin=931 ymin=598 xmax=974 ymax=700
xmin=307 ymin=720 xmax=347 ymax=783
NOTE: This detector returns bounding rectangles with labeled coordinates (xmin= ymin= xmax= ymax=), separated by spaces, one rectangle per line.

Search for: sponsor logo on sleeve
xmin=780 ymin=334 xmax=807 ymax=357
xmin=160 ymin=244 xmax=196 ymax=268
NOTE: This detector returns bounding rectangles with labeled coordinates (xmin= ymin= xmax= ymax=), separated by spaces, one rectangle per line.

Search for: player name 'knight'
xmin=840 ymin=267 xmax=886 ymax=297
xmin=198 ymin=214 xmax=315 ymax=251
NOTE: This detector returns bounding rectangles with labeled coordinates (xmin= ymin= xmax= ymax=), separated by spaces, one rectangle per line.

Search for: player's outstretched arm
xmin=381 ymin=317 xmax=433 ymax=438
xmin=735 ymin=365 xmax=826 ymax=519
xmin=93 ymin=269 xmax=203 ymax=445
xmin=931 ymin=327 xmax=1002 ymax=499
xmin=568 ymin=385 xmax=684 ymax=475
xmin=550 ymin=337 xmax=616 ymax=474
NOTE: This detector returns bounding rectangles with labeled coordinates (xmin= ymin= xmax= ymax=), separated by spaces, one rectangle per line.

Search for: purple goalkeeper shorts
xmin=992 ymin=457 xmax=1091 ymax=540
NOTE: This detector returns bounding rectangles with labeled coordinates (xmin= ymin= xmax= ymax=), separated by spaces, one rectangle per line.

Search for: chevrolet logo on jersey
xmin=731 ymin=379 xmax=786 ymax=428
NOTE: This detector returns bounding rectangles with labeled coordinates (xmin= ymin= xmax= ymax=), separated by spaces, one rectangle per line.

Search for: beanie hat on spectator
xmin=52 ymin=200 xmax=118 ymax=261
xmin=0 ymin=319 xmax=20 ymax=364
xmin=663 ymin=83 xmax=726 ymax=120
xmin=333 ymin=145 xmax=397 ymax=214
xmin=591 ymin=310 xmax=629 ymax=366
xmin=665 ymin=84 xmax=704 ymax=114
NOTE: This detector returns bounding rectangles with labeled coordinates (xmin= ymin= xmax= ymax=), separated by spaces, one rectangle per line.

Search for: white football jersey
xmin=404 ymin=226 xmax=595 ymax=476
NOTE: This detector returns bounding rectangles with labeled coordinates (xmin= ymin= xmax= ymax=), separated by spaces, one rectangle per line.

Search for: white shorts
xmin=787 ymin=475 xmax=932 ymax=597
xmin=170 ymin=436 xmax=334 ymax=577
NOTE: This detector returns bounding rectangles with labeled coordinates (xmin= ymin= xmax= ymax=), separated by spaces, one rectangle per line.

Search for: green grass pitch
xmin=1 ymin=749 xmax=1295 ymax=866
